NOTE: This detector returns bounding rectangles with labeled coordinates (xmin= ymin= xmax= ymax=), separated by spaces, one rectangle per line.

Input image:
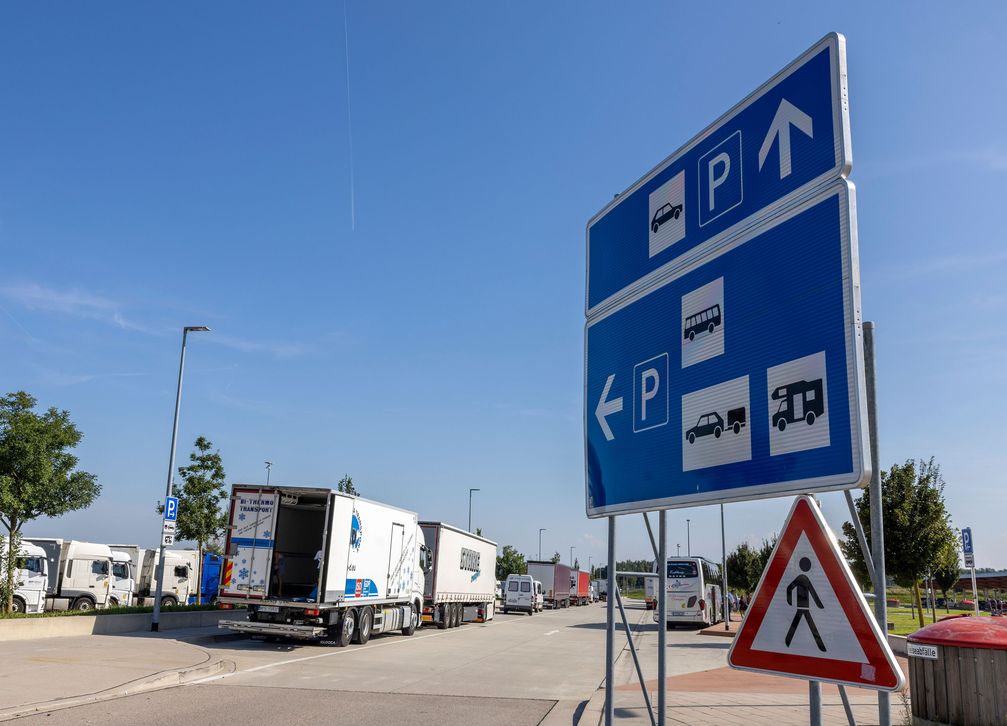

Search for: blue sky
xmin=1 ymin=3 xmax=1005 ymax=571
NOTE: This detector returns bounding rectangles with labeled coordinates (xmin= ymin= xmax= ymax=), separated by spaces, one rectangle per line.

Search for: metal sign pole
xmin=970 ymin=566 xmax=979 ymax=616
xmin=658 ymin=511 xmax=667 ymax=726
xmin=721 ymin=504 xmax=729 ymax=631
xmin=605 ymin=516 xmax=616 ymax=726
xmin=809 ymin=681 xmax=822 ymax=726
xmin=864 ymin=322 xmax=891 ymax=726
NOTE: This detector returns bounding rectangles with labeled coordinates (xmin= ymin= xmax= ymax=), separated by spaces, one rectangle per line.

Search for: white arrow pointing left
xmin=595 ymin=374 xmax=623 ymax=442
xmin=758 ymin=98 xmax=814 ymax=179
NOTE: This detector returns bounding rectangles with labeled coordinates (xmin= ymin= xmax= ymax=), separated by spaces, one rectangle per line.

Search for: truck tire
xmin=448 ymin=603 xmax=458 ymax=628
xmin=402 ymin=603 xmax=418 ymax=637
xmin=12 ymin=597 xmax=26 ymax=614
xmin=160 ymin=596 xmax=177 ymax=608
xmin=73 ymin=596 xmax=95 ymax=611
xmin=436 ymin=604 xmax=449 ymax=629
xmin=353 ymin=607 xmax=372 ymax=645
xmin=333 ymin=608 xmax=356 ymax=647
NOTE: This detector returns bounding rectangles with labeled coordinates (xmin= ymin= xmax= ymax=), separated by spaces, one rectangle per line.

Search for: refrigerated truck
xmin=570 ymin=570 xmax=591 ymax=606
xmin=419 ymin=522 xmax=497 ymax=629
xmin=527 ymin=560 xmax=571 ymax=609
xmin=26 ymin=538 xmax=113 ymax=611
xmin=218 ymin=485 xmax=425 ymax=647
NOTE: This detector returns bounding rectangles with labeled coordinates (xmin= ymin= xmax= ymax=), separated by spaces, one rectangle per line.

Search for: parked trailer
xmin=26 ymin=538 xmax=113 ymax=611
xmin=419 ymin=522 xmax=496 ymax=629
xmin=218 ymin=485 xmax=424 ymax=647
xmin=527 ymin=561 xmax=571 ymax=609
xmin=570 ymin=570 xmax=590 ymax=606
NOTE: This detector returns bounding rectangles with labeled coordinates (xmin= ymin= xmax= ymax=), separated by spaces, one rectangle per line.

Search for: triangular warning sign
xmin=728 ymin=496 xmax=904 ymax=692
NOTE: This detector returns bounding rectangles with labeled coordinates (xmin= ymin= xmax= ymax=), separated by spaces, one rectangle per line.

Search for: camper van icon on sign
xmin=767 ymin=352 xmax=831 ymax=456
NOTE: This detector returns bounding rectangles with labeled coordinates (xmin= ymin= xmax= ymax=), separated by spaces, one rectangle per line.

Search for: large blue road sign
xmin=164 ymin=496 xmax=179 ymax=522
xmin=587 ymin=34 xmax=850 ymax=316
xmin=585 ymin=182 xmax=869 ymax=517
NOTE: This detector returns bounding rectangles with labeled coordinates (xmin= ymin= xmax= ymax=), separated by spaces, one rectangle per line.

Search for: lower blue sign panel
xmin=585 ymin=181 xmax=869 ymax=517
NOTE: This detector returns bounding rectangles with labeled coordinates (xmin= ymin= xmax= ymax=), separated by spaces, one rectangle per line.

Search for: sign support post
xmin=658 ymin=511 xmax=667 ymax=725
xmin=722 ymin=504 xmax=729 ymax=631
xmin=605 ymin=516 xmax=615 ymax=725
xmin=809 ymin=681 xmax=822 ymax=726
xmin=864 ymin=322 xmax=891 ymax=726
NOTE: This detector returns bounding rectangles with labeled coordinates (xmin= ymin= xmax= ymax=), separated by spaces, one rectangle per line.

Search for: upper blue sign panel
xmin=586 ymin=33 xmax=850 ymax=316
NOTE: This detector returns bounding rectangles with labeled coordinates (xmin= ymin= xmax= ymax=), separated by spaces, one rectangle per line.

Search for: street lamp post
xmin=686 ymin=519 xmax=691 ymax=557
xmin=676 ymin=544 xmax=681 ymax=557
xmin=151 ymin=325 xmax=210 ymax=632
xmin=468 ymin=488 xmax=480 ymax=532
xmin=538 ymin=528 xmax=546 ymax=560
xmin=570 ymin=546 xmax=575 ymax=567
xmin=265 ymin=461 xmax=272 ymax=487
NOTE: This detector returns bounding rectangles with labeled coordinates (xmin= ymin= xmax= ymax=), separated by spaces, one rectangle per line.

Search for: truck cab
xmin=27 ymin=539 xmax=115 ymax=611
xmin=109 ymin=550 xmax=135 ymax=607
xmin=139 ymin=550 xmax=198 ymax=607
xmin=2 ymin=542 xmax=48 ymax=614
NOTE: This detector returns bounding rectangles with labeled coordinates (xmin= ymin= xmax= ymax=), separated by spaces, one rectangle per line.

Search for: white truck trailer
xmin=218 ymin=485 xmax=424 ymax=647
xmin=419 ymin=522 xmax=497 ymax=628
xmin=0 ymin=541 xmax=48 ymax=613
xmin=27 ymin=538 xmax=113 ymax=610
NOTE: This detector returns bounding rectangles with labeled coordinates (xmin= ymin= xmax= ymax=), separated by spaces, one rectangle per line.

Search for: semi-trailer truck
xmin=27 ymin=538 xmax=114 ymax=611
xmin=218 ymin=485 xmax=425 ymax=647
xmin=570 ymin=570 xmax=590 ymax=606
xmin=526 ymin=560 xmax=571 ymax=609
xmin=107 ymin=545 xmax=199 ymax=606
xmin=419 ymin=522 xmax=497 ymax=628
xmin=0 ymin=541 xmax=48 ymax=613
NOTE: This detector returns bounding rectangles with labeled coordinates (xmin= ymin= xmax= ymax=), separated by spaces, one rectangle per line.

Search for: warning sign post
xmin=728 ymin=496 xmax=904 ymax=692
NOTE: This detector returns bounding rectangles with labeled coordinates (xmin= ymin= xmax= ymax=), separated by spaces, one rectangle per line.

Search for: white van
xmin=502 ymin=574 xmax=537 ymax=615
xmin=532 ymin=579 xmax=545 ymax=612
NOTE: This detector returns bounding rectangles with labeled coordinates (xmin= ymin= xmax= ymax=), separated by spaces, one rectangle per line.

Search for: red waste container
xmin=906 ymin=615 xmax=1007 ymax=725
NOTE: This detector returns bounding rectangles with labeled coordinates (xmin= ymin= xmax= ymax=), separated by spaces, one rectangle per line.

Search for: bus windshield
xmin=667 ymin=561 xmax=699 ymax=578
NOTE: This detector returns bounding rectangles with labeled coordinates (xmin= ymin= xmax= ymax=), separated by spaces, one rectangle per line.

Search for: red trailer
xmin=570 ymin=570 xmax=591 ymax=606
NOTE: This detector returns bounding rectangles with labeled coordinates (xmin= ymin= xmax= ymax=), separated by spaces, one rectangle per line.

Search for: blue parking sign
xmin=164 ymin=496 xmax=179 ymax=522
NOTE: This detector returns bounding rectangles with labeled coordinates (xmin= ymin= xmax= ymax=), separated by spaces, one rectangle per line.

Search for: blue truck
xmin=187 ymin=553 xmax=224 ymax=605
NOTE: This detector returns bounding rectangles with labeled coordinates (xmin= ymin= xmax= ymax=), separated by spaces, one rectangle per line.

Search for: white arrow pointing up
xmin=758 ymin=99 xmax=814 ymax=179
xmin=595 ymin=374 xmax=623 ymax=442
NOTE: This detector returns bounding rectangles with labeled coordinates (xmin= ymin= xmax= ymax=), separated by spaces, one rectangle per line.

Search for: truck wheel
xmin=437 ymin=604 xmax=449 ymax=629
xmin=12 ymin=597 xmax=26 ymax=614
xmin=73 ymin=597 xmax=95 ymax=611
xmin=353 ymin=607 xmax=372 ymax=645
xmin=160 ymin=596 xmax=177 ymax=608
xmin=334 ymin=609 xmax=356 ymax=647
xmin=450 ymin=603 xmax=459 ymax=628
xmin=402 ymin=603 xmax=418 ymax=636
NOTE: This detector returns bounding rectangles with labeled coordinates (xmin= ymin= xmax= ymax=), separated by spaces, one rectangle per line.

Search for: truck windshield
xmin=112 ymin=563 xmax=130 ymax=579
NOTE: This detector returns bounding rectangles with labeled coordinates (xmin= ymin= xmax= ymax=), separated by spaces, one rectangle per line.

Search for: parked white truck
xmin=27 ymin=538 xmax=113 ymax=611
xmin=218 ymin=485 xmax=424 ymax=647
xmin=108 ymin=545 xmax=199 ymax=607
xmin=0 ymin=541 xmax=48 ymax=613
xmin=419 ymin=522 xmax=496 ymax=628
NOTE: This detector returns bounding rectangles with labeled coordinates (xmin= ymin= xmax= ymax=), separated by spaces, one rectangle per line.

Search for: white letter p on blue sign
xmin=165 ymin=496 xmax=179 ymax=522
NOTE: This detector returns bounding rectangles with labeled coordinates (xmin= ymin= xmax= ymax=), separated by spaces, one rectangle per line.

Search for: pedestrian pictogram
xmin=728 ymin=495 xmax=904 ymax=691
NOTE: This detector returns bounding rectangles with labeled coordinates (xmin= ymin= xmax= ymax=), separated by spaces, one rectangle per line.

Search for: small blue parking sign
xmin=164 ymin=496 xmax=179 ymax=522
xmin=961 ymin=528 xmax=973 ymax=555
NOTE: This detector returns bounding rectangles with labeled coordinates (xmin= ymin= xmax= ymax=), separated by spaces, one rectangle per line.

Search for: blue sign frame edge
xmin=585 ymin=32 xmax=851 ymax=320
xmin=583 ymin=179 xmax=871 ymax=518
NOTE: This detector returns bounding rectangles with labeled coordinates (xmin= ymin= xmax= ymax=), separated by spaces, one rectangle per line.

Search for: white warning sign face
xmin=728 ymin=496 xmax=904 ymax=691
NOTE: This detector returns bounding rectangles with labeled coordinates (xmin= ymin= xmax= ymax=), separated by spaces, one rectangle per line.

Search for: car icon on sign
xmin=686 ymin=412 xmax=724 ymax=444
xmin=651 ymin=203 xmax=683 ymax=234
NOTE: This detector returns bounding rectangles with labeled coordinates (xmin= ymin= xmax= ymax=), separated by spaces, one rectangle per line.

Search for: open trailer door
xmin=221 ymin=487 xmax=279 ymax=600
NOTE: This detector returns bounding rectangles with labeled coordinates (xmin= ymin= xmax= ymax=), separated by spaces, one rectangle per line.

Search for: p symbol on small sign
xmin=164 ymin=496 xmax=179 ymax=522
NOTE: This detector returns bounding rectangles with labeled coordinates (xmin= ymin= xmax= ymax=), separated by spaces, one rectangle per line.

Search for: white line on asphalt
xmin=544 ymin=630 xmax=559 ymax=636
xmin=189 ymin=614 xmax=535 ymax=686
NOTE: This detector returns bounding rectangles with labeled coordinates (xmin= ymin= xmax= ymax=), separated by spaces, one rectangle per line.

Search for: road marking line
xmin=189 ymin=615 xmax=534 ymax=686
xmin=544 ymin=630 xmax=559 ymax=636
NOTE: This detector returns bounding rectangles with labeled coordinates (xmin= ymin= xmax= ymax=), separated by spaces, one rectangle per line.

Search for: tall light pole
xmin=265 ymin=461 xmax=273 ymax=486
xmin=152 ymin=325 xmax=210 ymax=632
xmin=468 ymin=488 xmax=480 ymax=532
xmin=677 ymin=543 xmax=681 ymax=557
xmin=588 ymin=556 xmax=593 ymax=576
xmin=538 ymin=528 xmax=546 ymax=560
xmin=570 ymin=546 xmax=575 ymax=567
xmin=686 ymin=519 xmax=691 ymax=557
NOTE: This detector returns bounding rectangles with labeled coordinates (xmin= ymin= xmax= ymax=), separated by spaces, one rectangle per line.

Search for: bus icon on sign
xmin=684 ymin=304 xmax=722 ymax=342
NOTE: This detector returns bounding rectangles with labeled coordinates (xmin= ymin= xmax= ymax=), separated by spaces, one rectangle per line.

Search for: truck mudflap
xmin=220 ymin=619 xmax=327 ymax=640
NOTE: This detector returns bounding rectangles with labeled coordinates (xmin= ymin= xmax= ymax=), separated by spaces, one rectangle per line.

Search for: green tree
xmin=841 ymin=458 xmax=956 ymax=628
xmin=336 ymin=475 xmax=358 ymax=496
xmin=0 ymin=532 xmax=23 ymax=612
xmin=172 ymin=437 xmax=227 ymax=605
xmin=755 ymin=535 xmax=777 ymax=576
xmin=726 ymin=542 xmax=760 ymax=594
xmin=550 ymin=551 xmax=561 ymax=564
xmin=496 ymin=545 xmax=526 ymax=580
xmin=932 ymin=536 xmax=962 ymax=613
xmin=0 ymin=392 xmax=100 ymax=613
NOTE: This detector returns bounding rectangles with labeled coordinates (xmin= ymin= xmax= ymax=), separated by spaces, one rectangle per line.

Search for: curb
xmin=0 ymin=656 xmax=235 ymax=721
